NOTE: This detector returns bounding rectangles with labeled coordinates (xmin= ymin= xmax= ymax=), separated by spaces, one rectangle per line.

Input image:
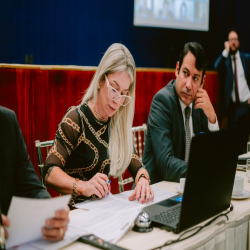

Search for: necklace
xmin=91 ymin=100 xmax=108 ymax=122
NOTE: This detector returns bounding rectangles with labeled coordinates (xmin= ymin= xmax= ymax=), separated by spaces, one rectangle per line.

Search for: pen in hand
xmin=106 ymin=180 xmax=111 ymax=193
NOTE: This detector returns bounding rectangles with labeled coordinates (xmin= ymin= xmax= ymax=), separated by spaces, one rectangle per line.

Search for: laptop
xmin=143 ymin=128 xmax=240 ymax=233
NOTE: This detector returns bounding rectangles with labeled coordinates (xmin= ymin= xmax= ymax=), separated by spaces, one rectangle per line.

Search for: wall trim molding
xmin=0 ymin=64 xmax=217 ymax=73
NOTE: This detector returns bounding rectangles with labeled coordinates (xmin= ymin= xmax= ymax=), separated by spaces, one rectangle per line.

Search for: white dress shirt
xmin=222 ymin=49 xmax=250 ymax=103
xmin=179 ymin=99 xmax=219 ymax=138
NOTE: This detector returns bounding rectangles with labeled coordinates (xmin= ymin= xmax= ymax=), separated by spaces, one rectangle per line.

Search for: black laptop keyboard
xmin=151 ymin=205 xmax=181 ymax=225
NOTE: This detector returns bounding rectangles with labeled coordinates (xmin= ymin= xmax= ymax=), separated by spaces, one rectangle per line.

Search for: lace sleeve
xmin=127 ymin=152 xmax=145 ymax=180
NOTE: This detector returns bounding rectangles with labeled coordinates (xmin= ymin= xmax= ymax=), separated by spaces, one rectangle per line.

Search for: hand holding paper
xmin=42 ymin=206 xmax=69 ymax=242
xmin=1 ymin=213 xmax=10 ymax=239
xmin=6 ymin=195 xmax=71 ymax=248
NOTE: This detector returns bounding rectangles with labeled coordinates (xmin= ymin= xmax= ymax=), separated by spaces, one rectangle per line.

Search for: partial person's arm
xmin=208 ymin=114 xmax=219 ymax=131
xmin=214 ymin=42 xmax=230 ymax=70
xmin=13 ymin=111 xmax=50 ymax=199
xmin=214 ymin=53 xmax=227 ymax=70
xmin=46 ymin=167 xmax=109 ymax=199
xmin=44 ymin=107 xmax=109 ymax=199
xmin=127 ymin=152 xmax=146 ymax=183
xmin=194 ymin=83 xmax=219 ymax=131
xmin=1 ymin=214 xmax=10 ymax=239
xmin=127 ymin=153 xmax=154 ymax=203
xmin=42 ymin=206 xmax=69 ymax=241
xmin=9 ymin=111 xmax=69 ymax=242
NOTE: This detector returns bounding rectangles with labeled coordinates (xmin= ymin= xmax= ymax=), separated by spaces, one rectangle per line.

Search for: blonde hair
xmin=82 ymin=43 xmax=136 ymax=177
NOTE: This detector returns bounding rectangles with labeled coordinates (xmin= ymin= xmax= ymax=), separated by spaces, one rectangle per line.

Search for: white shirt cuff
xmin=208 ymin=115 xmax=219 ymax=131
xmin=222 ymin=49 xmax=229 ymax=58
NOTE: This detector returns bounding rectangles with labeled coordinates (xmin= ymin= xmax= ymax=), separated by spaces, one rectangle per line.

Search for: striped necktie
xmin=185 ymin=106 xmax=191 ymax=162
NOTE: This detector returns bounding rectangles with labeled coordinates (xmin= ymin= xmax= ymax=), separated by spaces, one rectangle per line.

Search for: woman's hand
xmin=42 ymin=206 xmax=69 ymax=242
xmin=129 ymin=172 xmax=154 ymax=204
xmin=79 ymin=173 xmax=110 ymax=199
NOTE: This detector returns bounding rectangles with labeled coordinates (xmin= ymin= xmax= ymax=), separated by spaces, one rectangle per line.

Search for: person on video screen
xmin=158 ymin=0 xmax=174 ymax=21
xmin=179 ymin=2 xmax=189 ymax=22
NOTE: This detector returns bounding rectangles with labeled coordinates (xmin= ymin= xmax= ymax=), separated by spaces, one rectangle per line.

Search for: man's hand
xmin=1 ymin=214 xmax=10 ymax=239
xmin=195 ymin=87 xmax=216 ymax=124
xmin=42 ymin=206 xmax=69 ymax=242
xmin=224 ymin=41 xmax=230 ymax=53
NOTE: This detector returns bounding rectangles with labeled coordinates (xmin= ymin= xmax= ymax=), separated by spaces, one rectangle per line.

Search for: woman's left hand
xmin=129 ymin=177 xmax=154 ymax=204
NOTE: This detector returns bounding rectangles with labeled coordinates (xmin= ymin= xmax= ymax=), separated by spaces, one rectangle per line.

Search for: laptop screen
xmin=178 ymin=128 xmax=240 ymax=232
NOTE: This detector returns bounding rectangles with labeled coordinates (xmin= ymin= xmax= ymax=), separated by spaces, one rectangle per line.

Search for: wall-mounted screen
xmin=134 ymin=0 xmax=209 ymax=31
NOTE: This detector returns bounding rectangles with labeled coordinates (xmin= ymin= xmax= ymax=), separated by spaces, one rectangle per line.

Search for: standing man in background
xmin=214 ymin=29 xmax=250 ymax=154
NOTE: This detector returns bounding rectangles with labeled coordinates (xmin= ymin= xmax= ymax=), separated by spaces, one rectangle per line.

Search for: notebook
xmin=143 ymin=128 xmax=240 ymax=233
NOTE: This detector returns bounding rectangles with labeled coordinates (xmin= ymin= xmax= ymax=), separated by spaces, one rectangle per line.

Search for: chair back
xmin=118 ymin=123 xmax=147 ymax=192
xmin=35 ymin=140 xmax=54 ymax=186
xmin=132 ymin=123 xmax=147 ymax=158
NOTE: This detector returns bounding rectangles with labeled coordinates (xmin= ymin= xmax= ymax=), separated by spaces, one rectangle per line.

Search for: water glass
xmin=246 ymin=159 xmax=250 ymax=183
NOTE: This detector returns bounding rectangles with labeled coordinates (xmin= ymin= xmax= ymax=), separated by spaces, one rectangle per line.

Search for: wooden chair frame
xmin=35 ymin=140 xmax=54 ymax=186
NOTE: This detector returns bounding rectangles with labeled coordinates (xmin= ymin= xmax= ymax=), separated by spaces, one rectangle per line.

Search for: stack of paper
xmin=73 ymin=187 xmax=176 ymax=243
xmin=6 ymin=187 xmax=176 ymax=249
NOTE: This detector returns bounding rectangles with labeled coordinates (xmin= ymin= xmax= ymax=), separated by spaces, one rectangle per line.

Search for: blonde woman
xmin=43 ymin=43 xmax=154 ymax=206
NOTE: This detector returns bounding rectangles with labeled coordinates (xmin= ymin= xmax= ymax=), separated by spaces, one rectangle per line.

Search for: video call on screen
xmin=134 ymin=0 xmax=209 ymax=31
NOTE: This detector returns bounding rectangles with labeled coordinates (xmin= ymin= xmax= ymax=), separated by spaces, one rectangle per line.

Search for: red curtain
xmin=0 ymin=66 xmax=219 ymax=195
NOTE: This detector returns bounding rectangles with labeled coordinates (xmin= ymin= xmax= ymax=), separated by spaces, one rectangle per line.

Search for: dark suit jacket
xmin=143 ymin=80 xmax=209 ymax=184
xmin=0 ymin=107 xmax=50 ymax=215
xmin=214 ymin=51 xmax=250 ymax=117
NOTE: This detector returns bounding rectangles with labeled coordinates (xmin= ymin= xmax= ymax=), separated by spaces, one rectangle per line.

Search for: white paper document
xmin=8 ymin=226 xmax=88 ymax=250
xmin=115 ymin=187 xmax=176 ymax=206
xmin=69 ymin=208 xmax=141 ymax=243
xmin=29 ymin=226 xmax=88 ymax=250
xmin=75 ymin=187 xmax=176 ymax=210
xmin=6 ymin=195 xmax=71 ymax=249
xmin=72 ymin=187 xmax=176 ymax=243
xmin=75 ymin=192 xmax=140 ymax=211
xmin=7 ymin=187 xmax=177 ymax=248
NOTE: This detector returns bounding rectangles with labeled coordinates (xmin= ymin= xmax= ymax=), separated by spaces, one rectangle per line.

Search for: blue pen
xmin=199 ymin=132 xmax=205 ymax=134
xmin=106 ymin=180 xmax=111 ymax=184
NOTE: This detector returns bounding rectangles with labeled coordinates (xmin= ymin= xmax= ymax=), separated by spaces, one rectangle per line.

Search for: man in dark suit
xmin=0 ymin=106 xmax=69 ymax=241
xmin=143 ymin=42 xmax=219 ymax=183
xmin=214 ymin=29 xmax=250 ymax=154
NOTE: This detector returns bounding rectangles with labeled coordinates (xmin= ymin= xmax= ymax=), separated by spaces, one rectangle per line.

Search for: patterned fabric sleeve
xmin=127 ymin=149 xmax=145 ymax=180
xmin=43 ymin=106 xmax=82 ymax=185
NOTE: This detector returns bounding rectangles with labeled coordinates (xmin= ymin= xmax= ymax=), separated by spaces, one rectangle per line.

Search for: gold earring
xmin=98 ymin=85 xmax=100 ymax=90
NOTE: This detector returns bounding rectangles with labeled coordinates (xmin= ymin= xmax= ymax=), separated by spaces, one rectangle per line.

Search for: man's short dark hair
xmin=178 ymin=42 xmax=207 ymax=84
